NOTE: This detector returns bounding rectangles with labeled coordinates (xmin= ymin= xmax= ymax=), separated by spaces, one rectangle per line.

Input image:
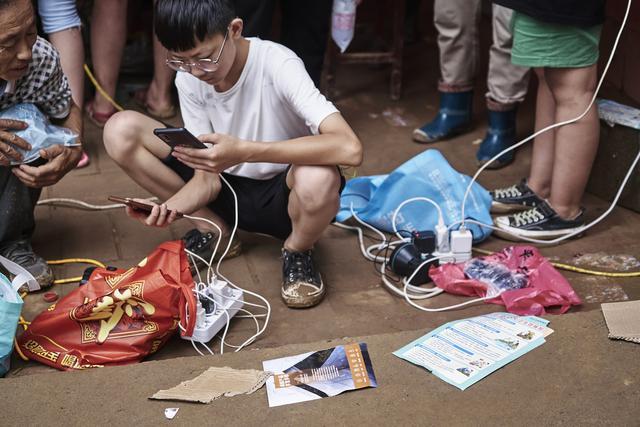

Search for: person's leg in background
xmin=545 ymin=64 xmax=599 ymax=220
xmin=0 ymin=167 xmax=53 ymax=289
xmin=476 ymin=4 xmax=530 ymax=168
xmin=88 ymin=0 xmax=127 ymax=128
xmin=526 ymin=67 xmax=555 ymax=200
xmin=280 ymin=0 xmax=332 ymax=88
xmin=492 ymin=13 xmax=602 ymax=240
xmin=413 ymin=0 xmax=481 ymax=143
xmin=233 ymin=0 xmax=276 ymax=38
xmin=38 ymin=0 xmax=90 ymax=167
xmin=132 ymin=0 xmax=176 ymax=120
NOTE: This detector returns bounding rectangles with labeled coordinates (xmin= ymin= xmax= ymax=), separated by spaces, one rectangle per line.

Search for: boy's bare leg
xmin=103 ymin=110 xmax=228 ymax=234
xmin=284 ymin=165 xmax=341 ymax=252
xmin=545 ymin=64 xmax=599 ymax=219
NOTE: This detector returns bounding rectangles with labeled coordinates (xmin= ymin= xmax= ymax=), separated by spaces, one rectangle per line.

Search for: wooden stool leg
xmin=324 ymin=36 xmax=339 ymax=99
xmin=390 ymin=0 xmax=406 ymax=101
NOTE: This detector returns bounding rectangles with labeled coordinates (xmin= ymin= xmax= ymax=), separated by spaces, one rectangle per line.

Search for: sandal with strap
xmin=131 ymin=87 xmax=177 ymax=120
xmin=86 ymin=100 xmax=117 ymax=129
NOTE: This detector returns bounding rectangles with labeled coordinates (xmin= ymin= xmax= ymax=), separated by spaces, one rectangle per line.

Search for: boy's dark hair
xmin=154 ymin=0 xmax=236 ymax=52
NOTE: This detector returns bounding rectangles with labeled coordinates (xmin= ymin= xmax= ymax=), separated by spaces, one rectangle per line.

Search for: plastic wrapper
xmin=332 ymin=0 xmax=356 ymax=53
xmin=17 ymin=241 xmax=197 ymax=370
xmin=0 ymin=103 xmax=79 ymax=165
xmin=597 ymin=99 xmax=640 ymax=130
xmin=429 ymin=246 xmax=581 ymax=315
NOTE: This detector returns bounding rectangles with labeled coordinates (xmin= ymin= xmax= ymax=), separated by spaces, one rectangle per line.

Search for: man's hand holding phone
xmin=109 ymin=196 xmax=182 ymax=228
xmin=171 ymin=133 xmax=251 ymax=174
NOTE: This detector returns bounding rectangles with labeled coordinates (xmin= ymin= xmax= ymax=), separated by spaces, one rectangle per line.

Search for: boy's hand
xmin=0 ymin=118 xmax=30 ymax=165
xmin=125 ymin=199 xmax=179 ymax=227
xmin=12 ymin=144 xmax=82 ymax=188
xmin=171 ymin=133 xmax=251 ymax=174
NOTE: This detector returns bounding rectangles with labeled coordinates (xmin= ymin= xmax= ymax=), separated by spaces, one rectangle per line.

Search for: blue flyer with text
xmin=394 ymin=312 xmax=553 ymax=390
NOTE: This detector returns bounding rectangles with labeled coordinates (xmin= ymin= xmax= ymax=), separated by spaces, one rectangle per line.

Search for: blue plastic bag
xmin=0 ymin=255 xmax=38 ymax=376
xmin=0 ymin=103 xmax=79 ymax=165
xmin=337 ymin=149 xmax=493 ymax=242
xmin=0 ymin=272 xmax=24 ymax=376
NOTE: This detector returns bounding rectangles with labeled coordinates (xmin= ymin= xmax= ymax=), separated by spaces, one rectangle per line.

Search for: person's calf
xmin=285 ymin=165 xmax=341 ymax=251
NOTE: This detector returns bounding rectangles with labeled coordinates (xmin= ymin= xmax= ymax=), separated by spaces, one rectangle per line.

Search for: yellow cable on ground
xmin=83 ymin=64 xmax=124 ymax=112
xmin=14 ymin=338 xmax=28 ymax=361
xmin=472 ymin=248 xmax=640 ymax=278
xmin=47 ymin=258 xmax=107 ymax=285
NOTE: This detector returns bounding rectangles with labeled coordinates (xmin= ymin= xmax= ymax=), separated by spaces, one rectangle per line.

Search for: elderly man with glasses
xmin=103 ymin=0 xmax=362 ymax=309
xmin=0 ymin=0 xmax=82 ymax=289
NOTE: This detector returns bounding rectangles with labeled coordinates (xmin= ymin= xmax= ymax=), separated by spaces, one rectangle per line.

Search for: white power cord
xmin=459 ymin=0 xmax=634 ymax=244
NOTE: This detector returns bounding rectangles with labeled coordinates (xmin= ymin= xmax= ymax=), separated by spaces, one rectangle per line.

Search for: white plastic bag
xmin=332 ymin=0 xmax=357 ymax=53
xmin=0 ymin=103 xmax=79 ymax=165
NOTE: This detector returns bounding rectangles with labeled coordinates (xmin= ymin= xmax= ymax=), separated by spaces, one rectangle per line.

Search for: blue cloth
xmin=0 ymin=273 xmax=23 ymax=377
xmin=337 ymin=149 xmax=493 ymax=242
xmin=0 ymin=103 xmax=78 ymax=165
xmin=37 ymin=0 xmax=82 ymax=34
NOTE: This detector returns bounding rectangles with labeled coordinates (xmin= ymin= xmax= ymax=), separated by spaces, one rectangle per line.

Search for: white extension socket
xmin=433 ymin=229 xmax=473 ymax=264
xmin=182 ymin=278 xmax=244 ymax=343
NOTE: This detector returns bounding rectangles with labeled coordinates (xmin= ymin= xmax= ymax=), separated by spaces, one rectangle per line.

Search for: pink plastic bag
xmin=429 ymin=246 xmax=581 ymax=315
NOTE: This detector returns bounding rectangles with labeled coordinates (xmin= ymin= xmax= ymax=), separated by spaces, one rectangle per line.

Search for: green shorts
xmin=511 ymin=13 xmax=602 ymax=68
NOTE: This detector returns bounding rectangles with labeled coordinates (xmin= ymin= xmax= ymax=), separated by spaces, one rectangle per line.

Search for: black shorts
xmin=163 ymin=154 xmax=345 ymax=240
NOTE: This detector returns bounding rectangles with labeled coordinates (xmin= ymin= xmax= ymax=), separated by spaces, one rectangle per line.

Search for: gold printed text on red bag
xmin=70 ymin=282 xmax=158 ymax=344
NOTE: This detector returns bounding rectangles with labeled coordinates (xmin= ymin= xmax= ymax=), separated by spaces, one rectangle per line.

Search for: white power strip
xmin=433 ymin=229 xmax=473 ymax=264
xmin=181 ymin=279 xmax=244 ymax=344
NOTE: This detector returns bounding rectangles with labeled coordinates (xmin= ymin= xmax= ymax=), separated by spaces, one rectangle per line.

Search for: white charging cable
xmin=391 ymin=197 xmax=445 ymax=239
xmin=459 ymin=0 xmax=634 ymax=242
xmin=182 ymin=175 xmax=272 ymax=354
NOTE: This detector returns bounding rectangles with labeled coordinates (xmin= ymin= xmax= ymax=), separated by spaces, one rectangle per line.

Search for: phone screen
xmin=153 ymin=127 xmax=208 ymax=149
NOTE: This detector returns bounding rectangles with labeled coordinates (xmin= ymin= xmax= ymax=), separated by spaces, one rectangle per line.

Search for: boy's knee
xmin=103 ymin=111 xmax=145 ymax=160
xmin=291 ymin=166 xmax=341 ymax=211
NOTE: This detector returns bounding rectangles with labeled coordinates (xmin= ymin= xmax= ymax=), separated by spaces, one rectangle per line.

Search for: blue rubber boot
xmin=412 ymin=91 xmax=473 ymax=143
xmin=476 ymin=108 xmax=517 ymax=169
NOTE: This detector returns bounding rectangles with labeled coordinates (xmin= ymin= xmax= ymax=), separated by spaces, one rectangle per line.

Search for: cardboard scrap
xmin=601 ymin=300 xmax=640 ymax=344
xmin=150 ymin=366 xmax=272 ymax=404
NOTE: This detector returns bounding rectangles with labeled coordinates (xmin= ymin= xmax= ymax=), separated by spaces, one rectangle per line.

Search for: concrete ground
xmin=3 ymin=31 xmax=640 ymax=425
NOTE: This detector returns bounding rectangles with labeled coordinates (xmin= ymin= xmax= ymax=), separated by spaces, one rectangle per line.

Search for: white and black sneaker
xmin=493 ymin=201 xmax=585 ymax=242
xmin=281 ymin=248 xmax=326 ymax=309
xmin=490 ymin=179 xmax=544 ymax=214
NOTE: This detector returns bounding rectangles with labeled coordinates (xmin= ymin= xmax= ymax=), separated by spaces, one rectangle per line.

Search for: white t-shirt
xmin=175 ymin=38 xmax=339 ymax=180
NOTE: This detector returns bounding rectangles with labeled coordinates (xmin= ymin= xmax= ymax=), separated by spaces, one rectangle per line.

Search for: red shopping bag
xmin=429 ymin=246 xmax=581 ymax=316
xmin=17 ymin=241 xmax=196 ymax=370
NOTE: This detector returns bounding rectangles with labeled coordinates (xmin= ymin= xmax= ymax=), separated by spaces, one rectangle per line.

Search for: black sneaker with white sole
xmin=281 ymin=248 xmax=326 ymax=308
xmin=493 ymin=201 xmax=585 ymax=242
xmin=490 ymin=179 xmax=544 ymax=214
xmin=182 ymin=229 xmax=242 ymax=275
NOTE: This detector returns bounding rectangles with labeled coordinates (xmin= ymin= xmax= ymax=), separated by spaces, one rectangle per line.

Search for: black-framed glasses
xmin=165 ymin=29 xmax=229 ymax=73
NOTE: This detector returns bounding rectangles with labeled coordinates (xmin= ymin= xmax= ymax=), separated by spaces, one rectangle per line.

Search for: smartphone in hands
xmin=108 ymin=196 xmax=183 ymax=218
xmin=153 ymin=127 xmax=208 ymax=149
